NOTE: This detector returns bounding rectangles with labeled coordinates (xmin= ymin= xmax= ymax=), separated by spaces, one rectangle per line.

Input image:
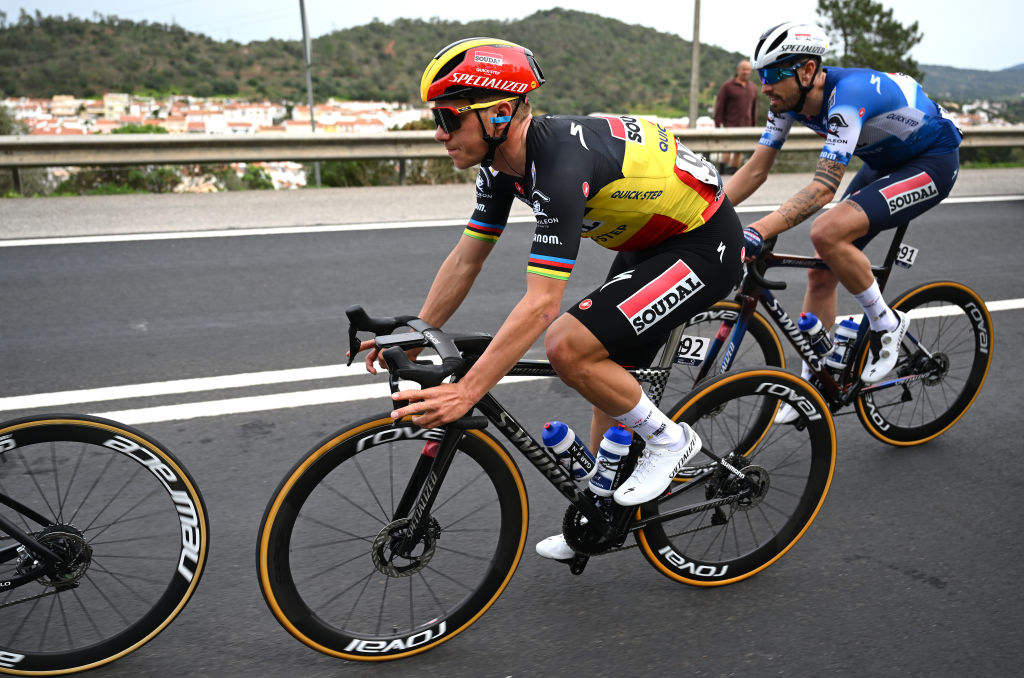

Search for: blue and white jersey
xmin=759 ymin=67 xmax=962 ymax=170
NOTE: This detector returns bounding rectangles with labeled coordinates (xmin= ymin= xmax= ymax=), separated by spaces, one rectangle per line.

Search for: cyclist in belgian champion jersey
xmin=357 ymin=38 xmax=743 ymax=561
xmin=726 ymin=22 xmax=962 ymax=406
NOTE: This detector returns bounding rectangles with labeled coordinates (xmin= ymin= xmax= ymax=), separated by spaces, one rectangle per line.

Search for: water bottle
xmin=542 ymin=421 xmax=597 ymax=483
xmin=798 ymin=312 xmax=833 ymax=357
xmin=825 ymin=317 xmax=861 ymax=370
xmin=589 ymin=425 xmax=633 ymax=497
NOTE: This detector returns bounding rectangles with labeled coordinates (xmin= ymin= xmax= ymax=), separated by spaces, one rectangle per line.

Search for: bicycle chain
xmin=0 ymin=587 xmax=62 ymax=609
xmin=567 ymin=515 xmax=719 ymax=556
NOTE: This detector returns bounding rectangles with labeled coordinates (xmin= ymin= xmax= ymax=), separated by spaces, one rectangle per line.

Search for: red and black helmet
xmin=420 ymin=37 xmax=545 ymax=102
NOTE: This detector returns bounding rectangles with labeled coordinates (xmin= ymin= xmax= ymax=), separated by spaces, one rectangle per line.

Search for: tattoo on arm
xmin=812 ymin=158 xmax=845 ymax=193
xmin=775 ymin=159 xmax=846 ymax=229
xmin=777 ymin=188 xmax=824 ymax=229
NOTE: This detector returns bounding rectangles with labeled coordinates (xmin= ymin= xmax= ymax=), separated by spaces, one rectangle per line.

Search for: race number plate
xmin=895 ymin=242 xmax=919 ymax=269
xmin=674 ymin=334 xmax=711 ymax=366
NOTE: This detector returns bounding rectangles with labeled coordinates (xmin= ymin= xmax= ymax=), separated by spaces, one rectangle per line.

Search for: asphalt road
xmin=1 ymin=183 xmax=1023 ymax=677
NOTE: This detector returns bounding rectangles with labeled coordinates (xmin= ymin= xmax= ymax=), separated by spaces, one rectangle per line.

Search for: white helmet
xmin=752 ymin=22 xmax=829 ymax=69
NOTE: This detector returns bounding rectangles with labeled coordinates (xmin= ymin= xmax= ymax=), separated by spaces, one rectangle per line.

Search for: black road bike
xmin=1 ymin=414 xmax=210 ymax=675
xmin=657 ymin=224 xmax=994 ymax=446
xmin=256 ymin=305 xmax=837 ymax=661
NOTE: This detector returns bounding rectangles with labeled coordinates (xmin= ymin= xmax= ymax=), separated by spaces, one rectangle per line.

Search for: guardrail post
xmin=11 ymin=168 xmax=22 ymax=195
xmin=398 ymin=159 xmax=407 ymax=186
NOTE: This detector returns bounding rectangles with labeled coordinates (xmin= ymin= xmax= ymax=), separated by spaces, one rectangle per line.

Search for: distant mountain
xmin=1 ymin=8 xmax=1021 ymax=113
xmin=919 ymin=64 xmax=1024 ymax=101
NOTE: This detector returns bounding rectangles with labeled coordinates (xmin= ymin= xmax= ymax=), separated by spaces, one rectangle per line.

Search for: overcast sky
xmin=4 ymin=0 xmax=1020 ymax=72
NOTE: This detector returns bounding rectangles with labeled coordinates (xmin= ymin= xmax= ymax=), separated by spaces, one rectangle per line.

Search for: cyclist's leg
xmin=551 ymin=202 xmax=744 ymax=503
xmin=835 ymin=151 xmax=960 ymax=380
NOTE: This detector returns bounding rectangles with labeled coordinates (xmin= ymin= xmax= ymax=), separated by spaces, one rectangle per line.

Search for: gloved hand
xmin=743 ymin=227 xmax=764 ymax=260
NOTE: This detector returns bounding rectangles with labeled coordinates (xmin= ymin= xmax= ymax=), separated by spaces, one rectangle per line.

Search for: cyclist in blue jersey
xmin=726 ymin=21 xmax=962 ymax=403
xmin=354 ymin=38 xmax=744 ymax=561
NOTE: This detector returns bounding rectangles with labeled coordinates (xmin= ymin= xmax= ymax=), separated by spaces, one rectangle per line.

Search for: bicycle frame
xmin=389 ymin=355 xmax=761 ymax=566
xmin=684 ymin=223 xmax=925 ymax=411
xmin=0 ymin=500 xmax=65 ymax=592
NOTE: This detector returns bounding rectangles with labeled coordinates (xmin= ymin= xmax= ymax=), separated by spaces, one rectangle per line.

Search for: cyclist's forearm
xmin=457 ymin=279 xmax=563 ymax=403
xmin=752 ymin=181 xmax=835 ymax=238
xmin=418 ymin=237 xmax=488 ymax=327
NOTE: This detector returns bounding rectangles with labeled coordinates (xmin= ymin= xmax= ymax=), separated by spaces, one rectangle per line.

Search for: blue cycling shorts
xmin=843 ymin=149 xmax=960 ymax=250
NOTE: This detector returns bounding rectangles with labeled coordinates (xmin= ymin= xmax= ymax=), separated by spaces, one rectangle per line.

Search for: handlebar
xmin=345 ymin=305 xmax=493 ymax=417
xmin=745 ymin=236 xmax=788 ymax=291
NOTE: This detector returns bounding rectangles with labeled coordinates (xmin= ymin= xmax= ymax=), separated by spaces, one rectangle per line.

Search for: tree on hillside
xmin=0 ymin=106 xmax=27 ymax=135
xmin=817 ymin=0 xmax=924 ymax=80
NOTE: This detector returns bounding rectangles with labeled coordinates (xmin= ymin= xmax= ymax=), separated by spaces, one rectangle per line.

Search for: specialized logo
xmin=880 ymin=172 xmax=938 ymax=214
xmin=570 ymin=121 xmax=589 ymax=150
xmin=617 ymin=260 xmax=705 ymax=334
xmin=600 ymin=269 xmax=634 ymax=292
xmin=778 ymin=42 xmax=828 ymax=55
xmin=450 ymin=72 xmax=530 ymax=93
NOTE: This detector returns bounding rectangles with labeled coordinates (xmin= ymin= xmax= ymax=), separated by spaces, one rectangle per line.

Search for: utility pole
xmin=299 ymin=0 xmax=321 ymax=186
xmin=688 ymin=0 xmax=701 ymax=129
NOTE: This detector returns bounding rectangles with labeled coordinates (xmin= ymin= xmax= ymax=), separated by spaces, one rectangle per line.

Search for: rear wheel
xmin=0 ymin=415 xmax=208 ymax=675
xmin=257 ymin=416 xmax=528 ymax=661
xmin=640 ymin=369 xmax=836 ymax=585
xmin=855 ymin=281 xmax=993 ymax=445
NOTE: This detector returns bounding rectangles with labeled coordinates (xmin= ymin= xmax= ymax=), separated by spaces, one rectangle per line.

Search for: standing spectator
xmin=714 ymin=59 xmax=759 ymax=173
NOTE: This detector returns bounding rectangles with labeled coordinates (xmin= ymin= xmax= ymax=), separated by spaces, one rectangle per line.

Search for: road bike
xmin=0 ymin=414 xmax=210 ymax=675
xmin=656 ymin=224 xmax=993 ymax=446
xmin=256 ymin=305 xmax=837 ymax=661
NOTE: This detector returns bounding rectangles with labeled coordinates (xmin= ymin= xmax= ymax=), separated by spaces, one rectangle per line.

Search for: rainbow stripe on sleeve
xmin=527 ymin=253 xmax=575 ymax=281
xmin=464 ymin=219 xmax=505 ymax=243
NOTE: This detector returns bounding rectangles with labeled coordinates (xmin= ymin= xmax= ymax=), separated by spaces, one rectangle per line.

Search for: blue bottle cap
xmin=542 ymin=421 xmax=569 ymax=446
xmin=603 ymin=424 xmax=633 ymax=446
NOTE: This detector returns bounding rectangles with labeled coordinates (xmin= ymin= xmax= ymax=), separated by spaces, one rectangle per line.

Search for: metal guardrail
xmin=2 ymin=125 xmax=1021 ymax=168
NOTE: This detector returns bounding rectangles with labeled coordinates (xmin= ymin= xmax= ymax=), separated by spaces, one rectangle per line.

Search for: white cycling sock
xmin=613 ymin=392 xmax=684 ymax=448
xmin=853 ymin=280 xmax=898 ymax=332
xmin=800 ymin=361 xmax=813 ymax=380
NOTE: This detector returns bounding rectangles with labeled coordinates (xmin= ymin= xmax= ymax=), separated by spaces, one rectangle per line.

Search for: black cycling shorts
xmin=567 ymin=199 xmax=744 ymax=367
xmin=843 ymin=149 xmax=960 ymax=250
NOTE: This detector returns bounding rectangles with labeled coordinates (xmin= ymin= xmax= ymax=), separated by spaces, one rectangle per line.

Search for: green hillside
xmin=0 ymin=8 xmax=754 ymax=115
xmin=1 ymin=7 xmax=1021 ymax=114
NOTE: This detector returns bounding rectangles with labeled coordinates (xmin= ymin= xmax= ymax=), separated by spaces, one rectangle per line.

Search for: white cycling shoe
xmin=861 ymin=310 xmax=909 ymax=383
xmin=774 ymin=402 xmax=799 ymax=424
xmin=613 ymin=423 xmax=702 ymax=506
xmin=535 ymin=534 xmax=576 ymax=561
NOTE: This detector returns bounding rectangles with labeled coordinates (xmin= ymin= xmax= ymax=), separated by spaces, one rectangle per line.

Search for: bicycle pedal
xmin=568 ymin=553 xmax=590 ymax=575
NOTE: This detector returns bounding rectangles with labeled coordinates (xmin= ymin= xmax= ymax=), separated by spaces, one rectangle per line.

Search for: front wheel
xmin=855 ymin=281 xmax=993 ymax=446
xmin=0 ymin=415 xmax=209 ymax=675
xmin=639 ymin=368 xmax=836 ymax=586
xmin=257 ymin=416 xmax=528 ymax=661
